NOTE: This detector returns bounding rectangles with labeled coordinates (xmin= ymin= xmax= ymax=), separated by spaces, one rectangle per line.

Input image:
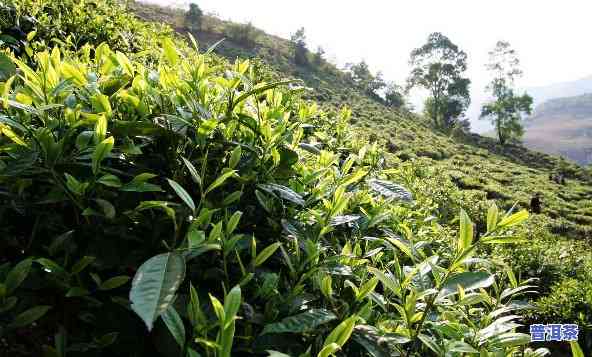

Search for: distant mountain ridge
xmin=530 ymin=93 xmax=592 ymax=118
xmin=525 ymin=75 xmax=592 ymax=106
xmin=523 ymin=93 xmax=592 ymax=165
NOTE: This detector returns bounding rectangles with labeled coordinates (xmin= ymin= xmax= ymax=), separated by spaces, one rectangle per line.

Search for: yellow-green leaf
xmin=498 ymin=210 xmax=529 ymax=228
xmin=254 ymin=242 xmax=281 ymax=267
xmin=458 ymin=209 xmax=473 ymax=253
xmin=92 ymin=136 xmax=115 ymax=175
xmin=486 ymin=203 xmax=499 ymax=232
xmin=162 ymin=38 xmax=179 ymax=66
xmin=205 ymin=170 xmax=236 ymax=195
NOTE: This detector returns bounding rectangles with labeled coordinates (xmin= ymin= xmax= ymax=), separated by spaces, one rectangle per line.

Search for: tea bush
xmin=2 ymin=0 xmax=171 ymax=56
xmin=0 ymin=0 xmax=578 ymax=356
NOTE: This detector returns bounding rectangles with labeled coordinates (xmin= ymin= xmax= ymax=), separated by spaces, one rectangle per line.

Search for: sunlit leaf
xmin=258 ymin=183 xmax=305 ymax=206
xmin=92 ymin=136 xmax=114 ymax=175
xmin=439 ymin=272 xmax=495 ymax=298
xmin=368 ymin=179 xmax=413 ymax=202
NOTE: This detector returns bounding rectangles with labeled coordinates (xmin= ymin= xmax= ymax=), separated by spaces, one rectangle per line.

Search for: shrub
xmin=3 ymin=0 xmax=171 ymax=54
xmin=223 ymin=22 xmax=262 ymax=46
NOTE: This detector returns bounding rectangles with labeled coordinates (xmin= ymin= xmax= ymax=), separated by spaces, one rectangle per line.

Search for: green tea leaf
xmin=418 ymin=334 xmax=442 ymax=355
xmin=223 ymin=285 xmax=241 ymax=328
xmin=162 ymin=38 xmax=179 ymax=66
xmin=92 ymin=136 xmax=114 ymax=175
xmin=121 ymin=173 xmax=163 ymax=192
xmin=10 ymin=305 xmax=52 ymax=328
xmin=323 ymin=315 xmax=358 ymax=347
xmin=99 ymin=276 xmax=130 ymax=290
xmin=130 ymin=253 xmax=186 ymax=331
xmin=368 ymin=267 xmax=401 ymax=296
xmin=36 ymin=258 xmax=67 ymax=276
xmin=187 ymin=283 xmax=205 ymax=327
xmin=232 ymin=80 xmax=296 ymax=110
xmin=209 ymin=294 xmax=225 ymax=323
xmin=570 ymin=341 xmax=585 ymax=357
xmin=162 ymin=305 xmax=185 ymax=347
xmin=440 ymin=272 xmax=495 ymax=298
xmin=5 ymin=259 xmax=32 ymax=294
xmin=91 ymin=94 xmax=112 ymax=118
xmin=486 ymin=203 xmax=498 ymax=232
xmin=447 ymin=341 xmax=478 ymax=353
xmin=0 ymin=53 xmax=16 ymax=81
xmin=458 ymin=209 xmax=473 ymax=252
xmin=228 ymin=146 xmax=242 ymax=169
xmin=98 ymin=174 xmax=122 ymax=188
xmin=261 ymin=308 xmax=336 ymax=335
xmin=258 ymin=183 xmax=305 ymax=206
xmin=66 ymin=287 xmax=90 ymax=297
xmin=368 ymin=179 xmax=413 ymax=202
xmin=167 ymin=178 xmax=195 ymax=212
xmin=205 ymin=170 xmax=237 ymax=195
xmin=498 ymin=210 xmax=529 ymax=228
xmin=266 ymin=351 xmax=292 ymax=357
xmin=254 ymin=242 xmax=281 ymax=267
xmin=71 ymin=256 xmax=95 ymax=274
xmin=489 ymin=332 xmax=531 ymax=348
xmin=318 ymin=343 xmax=340 ymax=357
xmin=226 ymin=211 xmax=242 ymax=236
xmin=181 ymin=157 xmax=202 ymax=187
xmin=356 ymin=277 xmax=378 ymax=301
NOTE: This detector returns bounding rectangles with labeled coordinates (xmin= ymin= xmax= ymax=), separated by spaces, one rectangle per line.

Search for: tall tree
xmin=185 ymin=3 xmax=203 ymax=32
xmin=290 ymin=27 xmax=308 ymax=66
xmin=480 ymin=41 xmax=533 ymax=145
xmin=407 ymin=32 xmax=470 ymax=129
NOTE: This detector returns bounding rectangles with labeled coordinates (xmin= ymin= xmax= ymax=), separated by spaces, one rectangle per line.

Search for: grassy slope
xmin=131 ymin=1 xmax=592 ymax=235
xmin=131 ymin=0 xmax=592 ymax=319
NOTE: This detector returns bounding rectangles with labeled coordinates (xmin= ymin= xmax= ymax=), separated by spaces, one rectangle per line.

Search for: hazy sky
xmin=141 ymin=0 xmax=592 ymax=132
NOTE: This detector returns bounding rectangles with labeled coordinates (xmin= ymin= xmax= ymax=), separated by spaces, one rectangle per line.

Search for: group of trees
xmin=288 ymin=28 xmax=406 ymax=108
xmin=286 ymin=26 xmax=532 ymax=144
xmin=407 ymin=33 xmax=533 ymax=144
xmin=343 ymin=62 xmax=406 ymax=108
xmin=285 ymin=27 xmax=531 ymax=143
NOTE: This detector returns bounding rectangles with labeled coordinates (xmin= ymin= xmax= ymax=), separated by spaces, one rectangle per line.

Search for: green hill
xmin=524 ymin=94 xmax=592 ymax=165
xmin=0 ymin=0 xmax=591 ymax=355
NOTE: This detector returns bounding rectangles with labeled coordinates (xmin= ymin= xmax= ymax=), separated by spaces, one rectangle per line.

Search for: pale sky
xmin=140 ymin=0 xmax=592 ymax=132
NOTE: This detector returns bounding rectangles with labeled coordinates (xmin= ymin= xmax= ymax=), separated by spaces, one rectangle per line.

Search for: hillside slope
xmin=524 ymin=94 xmax=592 ymax=165
xmin=131 ymin=1 xmax=591 ymax=228
xmin=132 ymin=0 xmax=592 ymax=349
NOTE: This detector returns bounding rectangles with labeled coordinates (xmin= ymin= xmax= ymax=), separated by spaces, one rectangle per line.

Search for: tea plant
xmin=0 ymin=0 xmax=570 ymax=356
